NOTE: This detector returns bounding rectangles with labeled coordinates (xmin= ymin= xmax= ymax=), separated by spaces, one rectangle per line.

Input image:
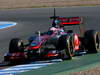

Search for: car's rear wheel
xmin=9 ymin=38 xmax=24 ymax=53
xmin=57 ymin=35 xmax=73 ymax=60
xmin=84 ymin=30 xmax=99 ymax=53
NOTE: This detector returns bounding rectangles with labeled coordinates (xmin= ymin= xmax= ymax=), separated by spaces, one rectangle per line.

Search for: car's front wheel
xmin=9 ymin=38 xmax=24 ymax=53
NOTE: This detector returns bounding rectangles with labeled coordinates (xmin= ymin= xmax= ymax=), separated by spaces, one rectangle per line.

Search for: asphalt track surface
xmin=0 ymin=6 xmax=100 ymax=74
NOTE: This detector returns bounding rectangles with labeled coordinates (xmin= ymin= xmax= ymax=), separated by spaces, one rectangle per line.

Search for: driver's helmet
xmin=55 ymin=19 xmax=59 ymax=25
xmin=50 ymin=27 xmax=58 ymax=33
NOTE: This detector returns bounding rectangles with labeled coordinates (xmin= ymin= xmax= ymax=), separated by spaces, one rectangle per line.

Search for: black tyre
xmin=9 ymin=38 xmax=24 ymax=53
xmin=57 ymin=35 xmax=72 ymax=60
xmin=84 ymin=30 xmax=99 ymax=53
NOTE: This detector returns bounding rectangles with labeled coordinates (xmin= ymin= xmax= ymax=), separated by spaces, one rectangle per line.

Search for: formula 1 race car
xmin=4 ymin=9 xmax=99 ymax=64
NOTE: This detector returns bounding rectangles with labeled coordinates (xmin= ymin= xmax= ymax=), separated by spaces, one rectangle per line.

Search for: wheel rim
xmin=96 ymin=35 xmax=99 ymax=50
xmin=70 ymin=39 xmax=74 ymax=56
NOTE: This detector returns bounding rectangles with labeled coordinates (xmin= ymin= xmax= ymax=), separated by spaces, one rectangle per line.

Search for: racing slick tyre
xmin=57 ymin=35 xmax=73 ymax=60
xmin=9 ymin=38 xmax=24 ymax=53
xmin=84 ymin=30 xmax=99 ymax=53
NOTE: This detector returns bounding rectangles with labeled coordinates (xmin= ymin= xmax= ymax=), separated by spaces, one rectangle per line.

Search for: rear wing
xmin=50 ymin=8 xmax=83 ymax=27
xmin=50 ymin=8 xmax=84 ymax=35
xmin=57 ymin=17 xmax=84 ymax=36
xmin=56 ymin=17 xmax=83 ymax=27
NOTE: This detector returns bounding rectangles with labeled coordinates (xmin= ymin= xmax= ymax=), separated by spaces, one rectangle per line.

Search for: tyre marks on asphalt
xmin=0 ymin=59 xmax=62 ymax=75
